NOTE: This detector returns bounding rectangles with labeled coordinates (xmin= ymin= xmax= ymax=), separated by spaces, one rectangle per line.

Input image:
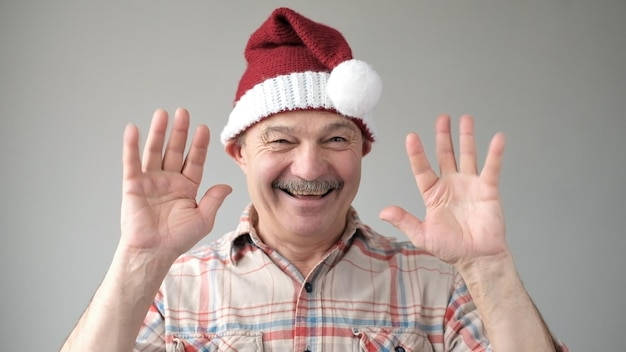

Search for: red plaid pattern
xmin=134 ymin=204 xmax=566 ymax=351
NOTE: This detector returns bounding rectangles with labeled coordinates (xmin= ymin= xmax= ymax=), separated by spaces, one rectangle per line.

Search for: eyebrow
xmin=323 ymin=121 xmax=359 ymax=133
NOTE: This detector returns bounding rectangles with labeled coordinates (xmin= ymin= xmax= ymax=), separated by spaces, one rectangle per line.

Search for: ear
xmin=361 ymin=139 xmax=372 ymax=157
xmin=225 ymin=140 xmax=248 ymax=173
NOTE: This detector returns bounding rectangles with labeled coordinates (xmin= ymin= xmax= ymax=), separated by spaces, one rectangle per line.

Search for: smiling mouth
xmin=280 ymin=188 xmax=335 ymax=198
xmin=272 ymin=178 xmax=343 ymax=198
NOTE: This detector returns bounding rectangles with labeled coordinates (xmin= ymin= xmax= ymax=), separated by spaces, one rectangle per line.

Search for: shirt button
xmin=304 ymin=282 xmax=313 ymax=293
xmin=395 ymin=347 xmax=406 ymax=352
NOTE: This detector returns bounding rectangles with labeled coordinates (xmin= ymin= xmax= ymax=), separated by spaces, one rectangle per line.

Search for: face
xmin=226 ymin=110 xmax=372 ymax=242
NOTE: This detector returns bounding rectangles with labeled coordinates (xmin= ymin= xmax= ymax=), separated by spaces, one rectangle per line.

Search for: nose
xmin=290 ymin=143 xmax=328 ymax=181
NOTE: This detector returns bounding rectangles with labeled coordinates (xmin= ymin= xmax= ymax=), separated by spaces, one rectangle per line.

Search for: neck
xmin=254 ymin=216 xmax=347 ymax=277
xmin=270 ymin=237 xmax=337 ymax=277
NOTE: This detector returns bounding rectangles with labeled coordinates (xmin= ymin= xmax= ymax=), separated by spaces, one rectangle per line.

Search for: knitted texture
xmin=235 ymin=8 xmax=351 ymax=102
xmin=220 ymin=7 xmax=380 ymax=145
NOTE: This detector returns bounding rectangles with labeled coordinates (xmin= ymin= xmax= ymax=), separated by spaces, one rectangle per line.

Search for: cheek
xmin=333 ymin=153 xmax=363 ymax=181
xmin=249 ymin=155 xmax=288 ymax=185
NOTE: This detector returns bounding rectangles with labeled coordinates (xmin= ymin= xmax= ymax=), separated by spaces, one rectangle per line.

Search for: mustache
xmin=272 ymin=177 xmax=344 ymax=195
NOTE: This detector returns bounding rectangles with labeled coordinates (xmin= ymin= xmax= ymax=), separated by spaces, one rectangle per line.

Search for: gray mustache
xmin=272 ymin=178 xmax=344 ymax=194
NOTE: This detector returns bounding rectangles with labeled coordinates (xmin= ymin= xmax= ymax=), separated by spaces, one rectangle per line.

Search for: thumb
xmin=379 ymin=206 xmax=426 ymax=248
xmin=198 ymin=184 xmax=233 ymax=231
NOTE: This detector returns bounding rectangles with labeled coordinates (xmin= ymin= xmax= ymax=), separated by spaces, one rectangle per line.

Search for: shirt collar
xmin=227 ymin=203 xmax=376 ymax=264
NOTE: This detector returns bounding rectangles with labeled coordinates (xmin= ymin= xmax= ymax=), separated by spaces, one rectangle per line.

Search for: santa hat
xmin=220 ymin=7 xmax=382 ymax=145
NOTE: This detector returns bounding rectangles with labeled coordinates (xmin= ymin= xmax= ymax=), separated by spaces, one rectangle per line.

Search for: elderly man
xmin=61 ymin=7 xmax=566 ymax=351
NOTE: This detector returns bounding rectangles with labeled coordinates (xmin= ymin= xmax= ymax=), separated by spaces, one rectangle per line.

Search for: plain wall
xmin=1 ymin=1 xmax=624 ymax=350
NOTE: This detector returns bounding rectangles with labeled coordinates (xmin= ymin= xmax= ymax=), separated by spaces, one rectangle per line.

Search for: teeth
xmin=289 ymin=189 xmax=328 ymax=196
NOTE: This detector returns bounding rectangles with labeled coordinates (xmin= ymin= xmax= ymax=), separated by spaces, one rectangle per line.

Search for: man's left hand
xmin=380 ymin=114 xmax=509 ymax=269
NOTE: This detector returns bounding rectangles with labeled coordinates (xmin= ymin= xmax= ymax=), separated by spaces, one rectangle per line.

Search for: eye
xmin=329 ymin=136 xmax=347 ymax=143
xmin=270 ymin=139 xmax=291 ymax=144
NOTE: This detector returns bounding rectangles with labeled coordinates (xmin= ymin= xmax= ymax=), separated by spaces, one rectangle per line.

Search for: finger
xmin=459 ymin=115 xmax=478 ymax=175
xmin=142 ymin=109 xmax=169 ymax=171
xmin=162 ymin=108 xmax=190 ymax=172
xmin=197 ymin=184 xmax=233 ymax=233
xmin=181 ymin=124 xmax=210 ymax=185
xmin=481 ymin=132 xmax=506 ymax=187
xmin=122 ymin=123 xmax=142 ymax=184
xmin=406 ymin=132 xmax=439 ymax=195
xmin=435 ymin=114 xmax=458 ymax=174
xmin=379 ymin=206 xmax=426 ymax=249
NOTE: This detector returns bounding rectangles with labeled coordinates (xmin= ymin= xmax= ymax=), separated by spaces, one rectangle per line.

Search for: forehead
xmin=253 ymin=110 xmax=359 ymax=135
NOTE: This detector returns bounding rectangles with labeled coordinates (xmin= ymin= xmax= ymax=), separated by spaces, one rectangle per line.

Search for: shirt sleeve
xmin=134 ymin=291 xmax=167 ymax=352
xmin=443 ymin=272 xmax=492 ymax=352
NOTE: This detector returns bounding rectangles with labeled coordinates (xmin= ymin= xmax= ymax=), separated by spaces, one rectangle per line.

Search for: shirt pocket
xmin=171 ymin=330 xmax=263 ymax=352
xmin=352 ymin=327 xmax=434 ymax=352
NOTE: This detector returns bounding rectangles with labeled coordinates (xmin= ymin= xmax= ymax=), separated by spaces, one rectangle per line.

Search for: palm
xmin=419 ymin=174 xmax=505 ymax=264
xmin=120 ymin=109 xmax=231 ymax=259
xmin=381 ymin=115 xmax=507 ymax=266
xmin=122 ymin=172 xmax=204 ymax=251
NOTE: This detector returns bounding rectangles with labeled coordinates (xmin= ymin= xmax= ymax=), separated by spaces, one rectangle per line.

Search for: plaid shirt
xmin=134 ymin=205 xmax=508 ymax=351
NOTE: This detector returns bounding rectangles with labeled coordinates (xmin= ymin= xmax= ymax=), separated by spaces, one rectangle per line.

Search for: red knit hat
xmin=220 ymin=7 xmax=382 ymax=145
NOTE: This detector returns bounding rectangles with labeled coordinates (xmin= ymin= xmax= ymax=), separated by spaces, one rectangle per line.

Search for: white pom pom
xmin=327 ymin=59 xmax=382 ymax=118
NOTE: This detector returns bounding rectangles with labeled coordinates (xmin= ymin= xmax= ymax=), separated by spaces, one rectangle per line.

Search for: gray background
xmin=1 ymin=1 xmax=624 ymax=350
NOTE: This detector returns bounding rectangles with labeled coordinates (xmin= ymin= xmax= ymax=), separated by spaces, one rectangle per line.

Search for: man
xmin=61 ymin=7 xmax=567 ymax=351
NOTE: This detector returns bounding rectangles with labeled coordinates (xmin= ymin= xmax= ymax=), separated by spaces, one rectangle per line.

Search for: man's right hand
xmin=120 ymin=107 xmax=232 ymax=262
xmin=61 ymin=108 xmax=231 ymax=352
